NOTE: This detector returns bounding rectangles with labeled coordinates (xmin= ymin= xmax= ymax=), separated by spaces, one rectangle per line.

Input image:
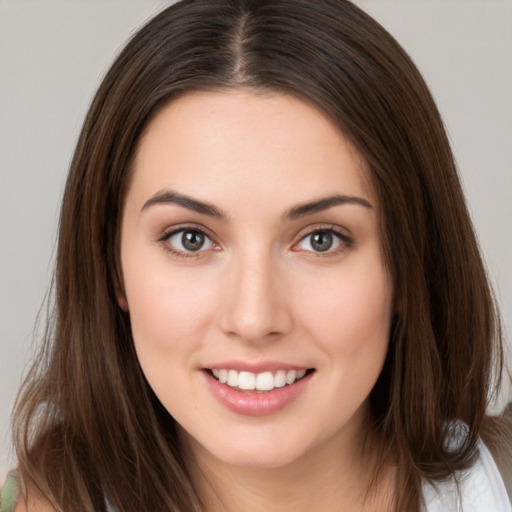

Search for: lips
xmin=203 ymin=363 xmax=315 ymax=416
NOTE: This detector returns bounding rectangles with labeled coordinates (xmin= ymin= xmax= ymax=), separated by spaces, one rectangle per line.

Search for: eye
xmin=166 ymin=228 xmax=214 ymax=253
xmin=295 ymin=229 xmax=351 ymax=254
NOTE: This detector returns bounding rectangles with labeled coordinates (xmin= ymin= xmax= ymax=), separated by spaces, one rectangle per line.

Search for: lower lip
xmin=203 ymin=370 xmax=313 ymax=416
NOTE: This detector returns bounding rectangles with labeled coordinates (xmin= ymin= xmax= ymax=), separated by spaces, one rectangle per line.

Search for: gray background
xmin=1 ymin=0 xmax=511 ymax=480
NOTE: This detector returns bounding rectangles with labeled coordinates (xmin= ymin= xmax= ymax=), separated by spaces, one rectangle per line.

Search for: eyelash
xmin=157 ymin=225 xmax=216 ymax=260
xmin=157 ymin=225 xmax=353 ymax=260
xmin=294 ymin=226 xmax=354 ymax=258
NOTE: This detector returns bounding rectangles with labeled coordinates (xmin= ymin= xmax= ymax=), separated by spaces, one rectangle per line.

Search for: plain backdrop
xmin=1 ymin=0 xmax=511 ymax=480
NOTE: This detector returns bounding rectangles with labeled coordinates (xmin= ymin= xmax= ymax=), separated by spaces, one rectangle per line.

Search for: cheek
xmin=122 ymin=261 xmax=223 ymax=416
xmin=122 ymin=258 xmax=219 ymax=360
xmin=296 ymin=256 xmax=393 ymax=363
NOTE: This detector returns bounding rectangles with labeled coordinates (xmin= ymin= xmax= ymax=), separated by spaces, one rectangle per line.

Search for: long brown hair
xmin=13 ymin=1 xmax=507 ymax=510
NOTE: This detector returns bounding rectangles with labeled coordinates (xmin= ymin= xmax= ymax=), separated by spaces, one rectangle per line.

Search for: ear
xmin=114 ymin=279 xmax=129 ymax=312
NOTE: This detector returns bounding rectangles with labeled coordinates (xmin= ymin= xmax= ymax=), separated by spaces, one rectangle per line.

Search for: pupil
xmin=311 ymin=232 xmax=332 ymax=252
xmin=182 ymin=231 xmax=204 ymax=251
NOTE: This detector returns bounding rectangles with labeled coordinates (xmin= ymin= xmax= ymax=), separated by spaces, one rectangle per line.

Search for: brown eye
xmin=167 ymin=229 xmax=213 ymax=253
xmin=182 ymin=230 xmax=205 ymax=251
xmin=296 ymin=229 xmax=351 ymax=254
xmin=310 ymin=231 xmax=333 ymax=252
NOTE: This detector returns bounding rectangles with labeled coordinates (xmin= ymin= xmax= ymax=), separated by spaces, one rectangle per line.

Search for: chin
xmin=179 ymin=422 xmax=312 ymax=470
xmin=214 ymin=446 xmax=308 ymax=470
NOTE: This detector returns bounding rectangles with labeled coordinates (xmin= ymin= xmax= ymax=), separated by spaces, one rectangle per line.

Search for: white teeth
xmin=227 ymin=369 xmax=239 ymax=387
xmin=296 ymin=369 xmax=306 ymax=379
xmin=238 ymin=371 xmax=256 ymax=390
xmin=210 ymin=368 xmax=309 ymax=391
xmin=256 ymin=371 xmax=274 ymax=391
xmin=274 ymin=370 xmax=286 ymax=388
xmin=285 ymin=370 xmax=297 ymax=385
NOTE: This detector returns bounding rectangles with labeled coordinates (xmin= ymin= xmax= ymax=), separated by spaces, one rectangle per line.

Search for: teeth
xmin=238 ymin=371 xmax=256 ymax=390
xmin=285 ymin=370 xmax=297 ymax=385
xmin=274 ymin=370 xmax=286 ymax=388
xmin=256 ymin=371 xmax=274 ymax=391
xmin=227 ymin=369 xmax=239 ymax=387
xmin=210 ymin=368 xmax=309 ymax=391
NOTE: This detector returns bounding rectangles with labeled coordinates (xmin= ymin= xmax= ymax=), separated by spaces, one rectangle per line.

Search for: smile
xmin=210 ymin=368 xmax=309 ymax=392
xmin=203 ymin=366 xmax=315 ymax=416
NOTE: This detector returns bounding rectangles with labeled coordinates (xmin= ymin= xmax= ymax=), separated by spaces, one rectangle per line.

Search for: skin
xmin=118 ymin=90 xmax=395 ymax=511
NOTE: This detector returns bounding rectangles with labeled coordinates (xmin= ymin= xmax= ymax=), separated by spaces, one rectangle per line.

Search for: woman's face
xmin=119 ymin=90 xmax=393 ymax=469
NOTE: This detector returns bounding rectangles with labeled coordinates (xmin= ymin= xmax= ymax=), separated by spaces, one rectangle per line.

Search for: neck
xmin=182 ymin=412 xmax=395 ymax=512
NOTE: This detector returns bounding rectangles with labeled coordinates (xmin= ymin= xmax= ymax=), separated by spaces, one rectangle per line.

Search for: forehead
xmin=129 ymin=90 xmax=375 ymax=212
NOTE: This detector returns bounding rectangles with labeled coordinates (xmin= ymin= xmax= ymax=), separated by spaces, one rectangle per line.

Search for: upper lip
xmin=204 ymin=360 xmax=313 ymax=373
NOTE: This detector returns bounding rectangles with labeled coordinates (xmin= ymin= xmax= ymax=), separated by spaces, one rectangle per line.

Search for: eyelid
xmin=157 ymin=224 xmax=220 ymax=258
xmin=292 ymin=224 xmax=353 ymax=255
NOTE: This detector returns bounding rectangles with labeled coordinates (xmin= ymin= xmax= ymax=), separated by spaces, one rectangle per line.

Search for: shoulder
xmin=1 ymin=471 xmax=19 ymax=512
xmin=423 ymin=438 xmax=512 ymax=512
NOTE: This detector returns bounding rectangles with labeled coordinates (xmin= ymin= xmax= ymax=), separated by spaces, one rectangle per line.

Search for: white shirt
xmin=423 ymin=440 xmax=511 ymax=511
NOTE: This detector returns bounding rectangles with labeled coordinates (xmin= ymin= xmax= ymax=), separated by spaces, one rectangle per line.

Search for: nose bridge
xmin=220 ymin=244 xmax=292 ymax=342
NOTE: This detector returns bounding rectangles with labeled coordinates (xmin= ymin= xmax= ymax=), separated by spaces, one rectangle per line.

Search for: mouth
xmin=202 ymin=362 xmax=316 ymax=415
xmin=206 ymin=368 xmax=315 ymax=393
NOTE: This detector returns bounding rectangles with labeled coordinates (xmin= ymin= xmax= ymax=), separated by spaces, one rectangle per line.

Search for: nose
xmin=219 ymin=251 xmax=293 ymax=344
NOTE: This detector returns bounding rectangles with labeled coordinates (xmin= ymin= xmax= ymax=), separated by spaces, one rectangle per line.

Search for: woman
xmin=2 ymin=0 xmax=510 ymax=511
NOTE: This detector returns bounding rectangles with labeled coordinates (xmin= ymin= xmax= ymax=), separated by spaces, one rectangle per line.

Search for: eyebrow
xmin=141 ymin=189 xmax=228 ymax=219
xmin=141 ymin=189 xmax=373 ymax=220
xmin=283 ymin=194 xmax=373 ymax=220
